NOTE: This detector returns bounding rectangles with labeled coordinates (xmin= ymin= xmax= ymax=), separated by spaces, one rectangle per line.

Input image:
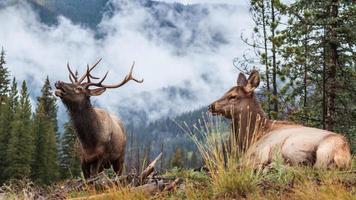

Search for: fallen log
xmin=163 ymin=178 xmax=182 ymax=192
xmin=57 ymin=152 xmax=184 ymax=199
xmin=140 ymin=152 xmax=162 ymax=184
xmin=134 ymin=180 xmax=165 ymax=195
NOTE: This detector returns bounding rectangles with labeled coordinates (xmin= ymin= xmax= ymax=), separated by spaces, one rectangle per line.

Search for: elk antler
xmin=67 ymin=63 xmax=78 ymax=83
xmin=83 ymin=62 xmax=144 ymax=89
xmin=78 ymin=58 xmax=102 ymax=83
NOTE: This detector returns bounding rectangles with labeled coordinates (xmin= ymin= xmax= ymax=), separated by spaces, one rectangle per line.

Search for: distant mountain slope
xmin=24 ymin=0 xmax=231 ymax=50
xmin=28 ymin=0 xmax=109 ymax=28
xmin=125 ymin=105 xmax=229 ymax=168
xmin=117 ymin=85 xmax=199 ymax=128
xmin=1 ymin=0 xmax=244 ymax=166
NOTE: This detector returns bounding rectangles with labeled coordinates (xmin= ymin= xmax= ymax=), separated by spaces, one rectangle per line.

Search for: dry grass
xmin=182 ymin=113 xmax=356 ymax=199
xmin=62 ymin=185 xmax=148 ymax=200
xmin=64 ymin=113 xmax=356 ymax=199
xmin=183 ymin=112 xmax=268 ymax=198
xmin=1 ymin=113 xmax=355 ymax=199
xmin=291 ymin=181 xmax=354 ymax=200
xmin=61 ymin=165 xmax=355 ymax=200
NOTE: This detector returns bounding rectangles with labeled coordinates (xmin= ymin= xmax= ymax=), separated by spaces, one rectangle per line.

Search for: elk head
xmin=208 ymin=70 xmax=260 ymax=119
xmin=55 ymin=59 xmax=143 ymax=107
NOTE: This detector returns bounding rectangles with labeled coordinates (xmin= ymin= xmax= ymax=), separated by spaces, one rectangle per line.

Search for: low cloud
xmin=158 ymin=0 xmax=248 ymax=5
xmin=0 ymin=0 xmax=253 ymax=124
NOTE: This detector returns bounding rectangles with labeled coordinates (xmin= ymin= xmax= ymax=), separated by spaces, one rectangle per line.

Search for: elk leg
xmin=81 ymin=162 xmax=91 ymax=179
xmin=112 ymin=158 xmax=124 ymax=175
xmin=90 ymin=160 xmax=99 ymax=176
xmin=314 ymin=135 xmax=351 ymax=169
xmin=97 ymin=159 xmax=105 ymax=173
xmin=89 ymin=159 xmax=105 ymax=176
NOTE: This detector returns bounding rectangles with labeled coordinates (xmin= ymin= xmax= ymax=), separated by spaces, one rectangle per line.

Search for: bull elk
xmin=55 ymin=59 xmax=143 ymax=178
xmin=208 ymin=70 xmax=351 ymax=169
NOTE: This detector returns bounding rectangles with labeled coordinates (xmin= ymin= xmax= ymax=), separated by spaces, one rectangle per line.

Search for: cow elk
xmin=55 ymin=59 xmax=143 ymax=178
xmin=208 ymin=70 xmax=351 ymax=169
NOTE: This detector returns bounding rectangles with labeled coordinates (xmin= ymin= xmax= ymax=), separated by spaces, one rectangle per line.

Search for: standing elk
xmin=208 ymin=70 xmax=351 ymax=169
xmin=55 ymin=59 xmax=143 ymax=178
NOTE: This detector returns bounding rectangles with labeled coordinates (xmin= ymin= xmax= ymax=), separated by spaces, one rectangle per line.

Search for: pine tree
xmin=280 ymin=0 xmax=355 ymax=150
xmin=4 ymin=81 xmax=34 ymax=180
xmin=170 ymin=147 xmax=184 ymax=169
xmin=0 ymin=78 xmax=18 ymax=182
xmin=32 ymin=77 xmax=59 ymax=184
xmin=59 ymin=121 xmax=81 ymax=179
xmin=250 ymin=0 xmax=272 ymax=116
xmin=0 ymin=48 xmax=11 ymax=183
xmin=0 ymin=47 xmax=10 ymax=102
xmin=189 ymin=151 xmax=199 ymax=169
xmin=240 ymin=0 xmax=287 ymax=119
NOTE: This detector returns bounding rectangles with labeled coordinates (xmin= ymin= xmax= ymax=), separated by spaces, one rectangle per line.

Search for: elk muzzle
xmin=208 ymin=103 xmax=219 ymax=115
xmin=54 ymin=81 xmax=65 ymax=97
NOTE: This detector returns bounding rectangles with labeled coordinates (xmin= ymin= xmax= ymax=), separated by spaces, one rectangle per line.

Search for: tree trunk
xmin=129 ymin=131 xmax=134 ymax=170
xmin=322 ymin=35 xmax=327 ymax=130
xmin=303 ymin=31 xmax=309 ymax=108
xmin=136 ymin=148 xmax=140 ymax=173
xmin=326 ymin=0 xmax=338 ymax=131
xmin=262 ymin=0 xmax=271 ymax=117
xmin=271 ymin=0 xmax=278 ymax=117
xmin=160 ymin=142 xmax=164 ymax=170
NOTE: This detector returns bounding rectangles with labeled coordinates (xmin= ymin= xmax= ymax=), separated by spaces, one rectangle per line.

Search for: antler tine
xmin=129 ymin=62 xmax=144 ymax=83
xmin=82 ymin=71 xmax=108 ymax=89
xmin=83 ymin=62 xmax=143 ymax=89
xmin=86 ymin=65 xmax=91 ymax=83
xmin=67 ymin=63 xmax=78 ymax=83
xmin=99 ymin=62 xmax=144 ymax=89
xmin=99 ymin=71 xmax=109 ymax=84
xmin=78 ymin=58 xmax=102 ymax=83
xmin=69 ymin=74 xmax=75 ymax=84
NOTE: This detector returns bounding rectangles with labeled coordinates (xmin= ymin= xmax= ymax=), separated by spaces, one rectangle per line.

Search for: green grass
xmin=2 ymin=114 xmax=355 ymax=199
xmin=72 ymin=113 xmax=356 ymax=199
xmin=2 ymin=160 xmax=355 ymax=200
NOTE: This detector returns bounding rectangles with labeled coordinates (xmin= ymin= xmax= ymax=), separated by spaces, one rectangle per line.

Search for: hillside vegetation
xmin=0 ymin=0 xmax=354 ymax=199
xmin=2 ymin=117 xmax=354 ymax=199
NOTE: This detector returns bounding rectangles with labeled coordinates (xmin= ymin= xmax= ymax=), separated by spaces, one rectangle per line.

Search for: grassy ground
xmin=2 ymin=116 xmax=356 ymax=199
xmin=1 ymin=158 xmax=355 ymax=200
xmin=61 ymin=158 xmax=355 ymax=200
xmin=63 ymin=115 xmax=356 ymax=200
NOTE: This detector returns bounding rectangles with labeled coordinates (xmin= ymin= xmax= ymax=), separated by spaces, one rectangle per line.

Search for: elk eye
xmin=75 ymin=87 xmax=84 ymax=94
xmin=229 ymin=95 xmax=237 ymax=100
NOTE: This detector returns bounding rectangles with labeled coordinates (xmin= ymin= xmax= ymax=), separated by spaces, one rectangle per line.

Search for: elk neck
xmin=65 ymin=98 xmax=100 ymax=149
xmin=231 ymin=94 xmax=273 ymax=149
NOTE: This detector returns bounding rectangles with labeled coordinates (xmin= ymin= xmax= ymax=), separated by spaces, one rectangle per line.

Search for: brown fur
xmin=208 ymin=70 xmax=351 ymax=169
xmin=55 ymin=82 xmax=127 ymax=178
xmin=55 ymin=61 xmax=142 ymax=178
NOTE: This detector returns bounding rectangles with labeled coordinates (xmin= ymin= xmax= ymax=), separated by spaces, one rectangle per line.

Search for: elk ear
xmin=237 ymin=73 xmax=247 ymax=86
xmin=88 ymin=88 xmax=106 ymax=96
xmin=245 ymin=70 xmax=260 ymax=92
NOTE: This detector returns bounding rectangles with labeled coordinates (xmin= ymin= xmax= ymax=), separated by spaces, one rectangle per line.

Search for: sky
xmin=0 ymin=0 xmax=254 ymax=124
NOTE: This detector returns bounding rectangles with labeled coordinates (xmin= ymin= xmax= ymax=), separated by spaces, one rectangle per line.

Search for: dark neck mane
xmin=65 ymin=99 xmax=99 ymax=149
xmin=231 ymin=94 xmax=298 ymax=150
xmin=231 ymin=94 xmax=273 ymax=150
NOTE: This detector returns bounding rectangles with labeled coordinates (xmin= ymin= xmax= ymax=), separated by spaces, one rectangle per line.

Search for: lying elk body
xmin=208 ymin=70 xmax=351 ymax=169
xmin=55 ymin=59 xmax=143 ymax=178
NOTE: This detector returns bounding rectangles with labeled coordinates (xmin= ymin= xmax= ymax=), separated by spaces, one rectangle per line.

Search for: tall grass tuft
xmin=182 ymin=110 xmax=356 ymax=199
xmin=182 ymin=110 xmax=268 ymax=198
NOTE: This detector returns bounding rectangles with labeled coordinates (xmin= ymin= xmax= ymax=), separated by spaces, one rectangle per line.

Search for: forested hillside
xmin=0 ymin=49 xmax=59 ymax=184
xmin=0 ymin=49 xmax=225 ymax=183
xmin=124 ymin=106 xmax=230 ymax=172
xmin=237 ymin=0 xmax=355 ymax=148
xmin=27 ymin=0 xmax=109 ymax=28
xmin=0 ymin=0 xmax=354 ymax=189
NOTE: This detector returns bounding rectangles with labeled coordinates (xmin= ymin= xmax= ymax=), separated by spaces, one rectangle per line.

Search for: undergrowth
xmin=1 ymin=114 xmax=355 ymax=199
